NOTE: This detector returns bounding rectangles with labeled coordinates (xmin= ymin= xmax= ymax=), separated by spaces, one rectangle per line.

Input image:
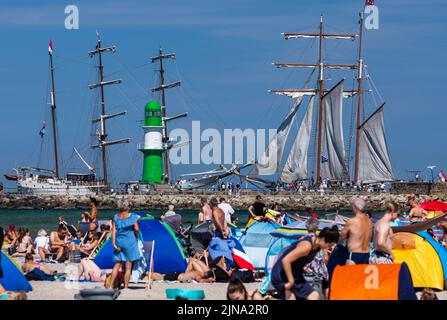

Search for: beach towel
xmin=131 ymin=239 xmax=147 ymax=283
xmin=208 ymin=237 xmax=235 ymax=264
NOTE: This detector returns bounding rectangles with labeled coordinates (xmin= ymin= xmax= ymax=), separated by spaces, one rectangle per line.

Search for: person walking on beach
xmin=248 ymin=195 xmax=266 ymax=220
xmin=218 ymin=197 xmax=235 ymax=224
xmin=271 ymin=226 xmax=339 ymax=300
xmin=209 ymin=197 xmax=229 ymax=239
xmin=369 ymin=201 xmax=400 ymax=264
xmin=339 ymin=198 xmax=373 ymax=265
xmin=109 ymin=200 xmax=141 ymax=289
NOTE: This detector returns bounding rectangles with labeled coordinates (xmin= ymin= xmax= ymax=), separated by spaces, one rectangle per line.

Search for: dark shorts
xmin=214 ymin=230 xmax=224 ymax=239
xmin=348 ymin=252 xmax=370 ymax=265
xmin=164 ymin=272 xmax=181 ymax=281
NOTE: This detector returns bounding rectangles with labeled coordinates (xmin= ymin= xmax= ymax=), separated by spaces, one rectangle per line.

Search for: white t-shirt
xmin=218 ymin=203 xmax=235 ymax=224
xmin=34 ymin=236 xmax=49 ymax=253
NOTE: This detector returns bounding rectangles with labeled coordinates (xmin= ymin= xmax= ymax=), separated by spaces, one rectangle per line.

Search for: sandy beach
xmin=26 ymin=280 xmax=262 ymax=300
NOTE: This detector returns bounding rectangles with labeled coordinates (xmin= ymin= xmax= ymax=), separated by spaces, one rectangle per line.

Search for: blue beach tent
xmin=0 ymin=251 xmax=32 ymax=292
xmin=94 ymin=218 xmax=187 ymax=274
xmin=238 ymin=221 xmax=280 ymax=270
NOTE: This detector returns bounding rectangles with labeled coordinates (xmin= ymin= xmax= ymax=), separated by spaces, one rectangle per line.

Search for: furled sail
xmin=250 ymin=95 xmax=305 ymax=176
xmin=358 ymin=105 xmax=393 ymax=183
xmin=280 ymin=96 xmax=315 ymax=183
xmin=320 ymin=80 xmax=349 ymax=181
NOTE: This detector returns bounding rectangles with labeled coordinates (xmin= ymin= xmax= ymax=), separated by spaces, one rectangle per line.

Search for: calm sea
xmin=0 ymin=209 xmax=356 ymax=237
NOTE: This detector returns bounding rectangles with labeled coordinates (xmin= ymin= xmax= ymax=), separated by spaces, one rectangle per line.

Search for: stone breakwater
xmin=1 ymin=192 xmax=447 ymax=211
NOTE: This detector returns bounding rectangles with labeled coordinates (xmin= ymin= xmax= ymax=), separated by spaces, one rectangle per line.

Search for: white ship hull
xmin=17 ymin=177 xmax=101 ymax=196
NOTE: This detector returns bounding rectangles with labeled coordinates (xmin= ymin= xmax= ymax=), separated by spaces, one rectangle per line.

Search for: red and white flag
xmin=231 ymin=240 xmax=254 ymax=271
xmin=365 ymin=0 xmax=375 ymax=5
xmin=49 ymin=40 xmax=53 ymax=55
xmin=439 ymin=171 xmax=447 ymax=183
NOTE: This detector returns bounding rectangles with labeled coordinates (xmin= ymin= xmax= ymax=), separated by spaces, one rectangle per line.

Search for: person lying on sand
xmin=22 ymin=253 xmax=56 ymax=276
xmin=78 ymin=258 xmax=111 ymax=282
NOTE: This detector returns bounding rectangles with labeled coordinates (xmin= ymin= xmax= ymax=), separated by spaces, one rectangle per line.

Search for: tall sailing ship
xmin=4 ymin=35 xmax=129 ymax=195
xmin=247 ymin=13 xmax=394 ymax=188
xmin=179 ymin=13 xmax=394 ymax=190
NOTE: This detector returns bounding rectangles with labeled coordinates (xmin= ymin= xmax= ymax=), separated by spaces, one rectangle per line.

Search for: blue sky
xmin=0 ymin=0 xmax=446 ymax=188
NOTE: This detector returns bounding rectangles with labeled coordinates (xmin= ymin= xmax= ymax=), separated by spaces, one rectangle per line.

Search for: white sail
xmin=358 ymin=107 xmax=394 ymax=183
xmin=250 ymin=96 xmax=304 ymax=176
xmin=320 ymin=80 xmax=349 ymax=181
xmin=280 ymin=96 xmax=315 ymax=183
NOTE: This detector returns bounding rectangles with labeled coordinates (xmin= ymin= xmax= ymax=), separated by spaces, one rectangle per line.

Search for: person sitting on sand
xmin=11 ymin=228 xmax=33 ymax=257
xmin=109 ymin=200 xmax=141 ymax=289
xmin=161 ymin=205 xmax=176 ymax=220
xmin=77 ymin=230 xmax=99 ymax=258
xmin=408 ymin=199 xmax=427 ymax=223
xmin=339 ymin=198 xmax=373 ymax=265
xmin=227 ymin=278 xmax=266 ymax=300
xmin=50 ymin=226 xmax=69 ymax=262
xmin=370 ymin=202 xmax=400 ymax=264
xmin=271 ymin=226 xmax=339 ymax=300
xmin=34 ymin=229 xmax=50 ymax=262
xmin=22 ymin=253 xmax=56 ymax=280
xmin=209 ymin=197 xmax=229 ymax=239
xmin=4 ymin=224 xmax=17 ymax=244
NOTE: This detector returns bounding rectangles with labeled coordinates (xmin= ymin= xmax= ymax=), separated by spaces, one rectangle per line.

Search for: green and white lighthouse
xmin=139 ymin=101 xmax=164 ymax=184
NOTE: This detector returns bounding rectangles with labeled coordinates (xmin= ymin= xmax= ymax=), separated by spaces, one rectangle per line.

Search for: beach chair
xmin=87 ymin=231 xmax=111 ymax=260
xmin=143 ymin=240 xmax=155 ymax=289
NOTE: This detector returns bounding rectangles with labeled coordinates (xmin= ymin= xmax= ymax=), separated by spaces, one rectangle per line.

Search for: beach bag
xmin=230 ymin=269 xmax=255 ymax=283
xmin=69 ymin=249 xmax=81 ymax=263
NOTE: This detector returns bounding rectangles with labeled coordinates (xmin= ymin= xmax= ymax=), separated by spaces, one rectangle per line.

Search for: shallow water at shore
xmin=0 ymin=208 xmax=362 ymax=236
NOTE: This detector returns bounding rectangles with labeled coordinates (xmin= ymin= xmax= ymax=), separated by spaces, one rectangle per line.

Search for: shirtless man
xmin=200 ymin=197 xmax=213 ymax=222
xmin=83 ymin=197 xmax=99 ymax=231
xmin=339 ymin=198 xmax=373 ymax=265
xmin=209 ymin=197 xmax=229 ymax=239
xmin=50 ymin=226 xmax=68 ymax=261
xmin=369 ymin=202 xmax=400 ymax=264
xmin=408 ymin=199 xmax=427 ymax=223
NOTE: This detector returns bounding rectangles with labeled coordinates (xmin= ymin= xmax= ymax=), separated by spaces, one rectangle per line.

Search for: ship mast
xmin=151 ymin=48 xmax=181 ymax=184
xmin=354 ymin=13 xmax=365 ymax=185
xmin=88 ymin=33 xmax=129 ymax=188
xmin=48 ymin=40 xmax=60 ymax=178
xmin=271 ymin=15 xmax=357 ymax=183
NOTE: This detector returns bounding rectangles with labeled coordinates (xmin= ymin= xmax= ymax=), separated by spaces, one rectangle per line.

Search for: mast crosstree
xmin=88 ymin=33 xmax=129 ymax=188
xmin=150 ymin=48 xmax=181 ymax=184
xmin=271 ymin=15 xmax=365 ymax=183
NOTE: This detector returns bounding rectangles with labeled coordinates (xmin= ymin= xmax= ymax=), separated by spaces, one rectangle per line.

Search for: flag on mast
xmin=39 ymin=120 xmax=47 ymax=138
xmin=48 ymin=40 xmax=53 ymax=55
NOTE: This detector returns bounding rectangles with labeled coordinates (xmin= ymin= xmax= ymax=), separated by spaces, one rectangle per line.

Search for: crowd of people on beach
xmin=0 ymin=193 xmax=444 ymax=300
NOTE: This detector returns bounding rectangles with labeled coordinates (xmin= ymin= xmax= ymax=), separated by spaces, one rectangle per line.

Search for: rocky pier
xmin=0 ymin=191 xmax=446 ymax=211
